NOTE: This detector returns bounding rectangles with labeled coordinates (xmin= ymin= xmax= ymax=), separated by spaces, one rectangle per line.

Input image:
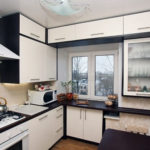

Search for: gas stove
xmin=0 ymin=111 xmax=26 ymax=128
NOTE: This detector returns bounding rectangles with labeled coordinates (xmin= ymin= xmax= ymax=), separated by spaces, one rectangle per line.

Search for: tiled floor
xmin=51 ymin=138 xmax=98 ymax=150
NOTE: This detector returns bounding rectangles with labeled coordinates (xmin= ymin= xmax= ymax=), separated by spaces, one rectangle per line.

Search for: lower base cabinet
xmin=67 ymin=106 xmax=103 ymax=143
xmin=28 ymin=106 xmax=63 ymax=150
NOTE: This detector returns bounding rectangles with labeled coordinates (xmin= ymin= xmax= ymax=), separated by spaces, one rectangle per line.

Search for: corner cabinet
xmin=67 ymin=106 xmax=103 ymax=143
xmin=48 ymin=25 xmax=76 ymax=43
xmin=123 ymin=38 xmax=150 ymax=97
xmin=1 ymin=13 xmax=56 ymax=83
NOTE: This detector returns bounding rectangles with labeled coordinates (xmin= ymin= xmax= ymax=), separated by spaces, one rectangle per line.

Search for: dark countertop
xmin=1 ymin=100 xmax=150 ymax=133
xmin=61 ymin=100 xmax=150 ymax=116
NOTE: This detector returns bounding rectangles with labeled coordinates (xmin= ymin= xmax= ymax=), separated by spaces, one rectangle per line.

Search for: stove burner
xmin=0 ymin=111 xmax=25 ymax=128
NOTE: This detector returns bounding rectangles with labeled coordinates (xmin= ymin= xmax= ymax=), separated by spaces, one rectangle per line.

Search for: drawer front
xmin=76 ymin=17 xmax=123 ymax=40
xmin=55 ymin=126 xmax=63 ymax=142
xmin=54 ymin=106 xmax=63 ymax=127
xmin=20 ymin=15 xmax=45 ymax=42
xmin=124 ymin=12 xmax=150 ymax=34
xmin=48 ymin=25 xmax=75 ymax=43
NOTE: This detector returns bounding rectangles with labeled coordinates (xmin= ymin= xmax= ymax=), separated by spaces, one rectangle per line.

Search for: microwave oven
xmin=28 ymin=90 xmax=57 ymax=105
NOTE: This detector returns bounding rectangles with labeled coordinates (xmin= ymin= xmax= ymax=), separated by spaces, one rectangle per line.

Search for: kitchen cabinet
xmin=20 ymin=36 xmax=56 ymax=83
xmin=45 ymin=45 xmax=57 ymax=81
xmin=67 ymin=106 xmax=103 ymax=143
xmin=1 ymin=13 xmax=56 ymax=83
xmin=29 ymin=106 xmax=63 ymax=150
xmin=124 ymin=12 xmax=150 ymax=35
xmin=20 ymin=36 xmax=46 ymax=83
xmin=48 ymin=17 xmax=123 ymax=44
xmin=29 ymin=111 xmax=52 ymax=150
xmin=123 ymin=38 xmax=150 ymax=97
xmin=76 ymin=17 xmax=123 ymax=40
xmin=48 ymin=25 xmax=76 ymax=43
xmin=52 ymin=106 xmax=64 ymax=144
xmin=20 ymin=14 xmax=45 ymax=42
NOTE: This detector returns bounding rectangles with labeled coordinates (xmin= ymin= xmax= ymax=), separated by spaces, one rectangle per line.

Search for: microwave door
xmin=44 ymin=92 xmax=53 ymax=103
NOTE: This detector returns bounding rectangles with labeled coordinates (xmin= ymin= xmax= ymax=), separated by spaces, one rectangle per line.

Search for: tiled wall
xmin=106 ymin=113 xmax=150 ymax=135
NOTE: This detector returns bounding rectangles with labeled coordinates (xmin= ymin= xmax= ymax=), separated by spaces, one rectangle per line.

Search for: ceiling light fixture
xmin=40 ymin=0 xmax=88 ymax=16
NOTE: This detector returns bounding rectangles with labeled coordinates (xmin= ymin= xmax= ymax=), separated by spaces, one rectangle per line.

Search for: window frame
xmin=69 ymin=50 xmax=118 ymax=100
xmin=69 ymin=52 xmax=91 ymax=99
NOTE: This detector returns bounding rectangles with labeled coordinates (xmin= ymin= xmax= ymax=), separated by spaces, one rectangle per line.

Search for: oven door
xmin=43 ymin=91 xmax=53 ymax=103
xmin=0 ymin=130 xmax=29 ymax=150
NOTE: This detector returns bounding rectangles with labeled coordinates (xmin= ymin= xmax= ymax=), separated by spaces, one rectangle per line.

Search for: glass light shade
xmin=40 ymin=0 xmax=84 ymax=16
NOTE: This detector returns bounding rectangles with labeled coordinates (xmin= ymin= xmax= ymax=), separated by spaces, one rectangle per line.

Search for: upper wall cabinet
xmin=48 ymin=25 xmax=76 ymax=43
xmin=124 ymin=12 xmax=150 ymax=35
xmin=76 ymin=17 xmax=123 ymax=40
xmin=20 ymin=15 xmax=45 ymax=42
xmin=0 ymin=13 xmax=56 ymax=83
xmin=123 ymin=38 xmax=150 ymax=97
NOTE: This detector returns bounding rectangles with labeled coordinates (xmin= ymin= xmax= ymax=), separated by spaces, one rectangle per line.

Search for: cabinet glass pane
xmin=95 ymin=55 xmax=114 ymax=96
xmin=128 ymin=42 xmax=150 ymax=92
xmin=72 ymin=57 xmax=88 ymax=95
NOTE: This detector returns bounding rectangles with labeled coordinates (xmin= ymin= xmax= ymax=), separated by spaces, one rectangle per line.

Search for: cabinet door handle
xmin=85 ymin=110 xmax=86 ymax=120
xmin=39 ymin=115 xmax=48 ymax=121
xmin=55 ymin=38 xmax=66 ymax=41
xmin=30 ymin=78 xmax=40 ymax=81
xmin=80 ymin=109 xmax=82 ymax=120
xmin=56 ymin=127 xmax=63 ymax=133
xmin=136 ymin=93 xmax=150 ymax=96
xmin=49 ymin=78 xmax=55 ymax=80
xmin=138 ymin=27 xmax=150 ymax=30
xmin=56 ymin=114 xmax=63 ymax=119
xmin=91 ymin=33 xmax=104 ymax=36
xmin=57 ymin=107 xmax=63 ymax=112
xmin=30 ymin=33 xmax=40 ymax=38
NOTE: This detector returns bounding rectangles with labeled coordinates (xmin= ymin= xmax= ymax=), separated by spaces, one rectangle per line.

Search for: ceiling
xmin=0 ymin=0 xmax=150 ymax=28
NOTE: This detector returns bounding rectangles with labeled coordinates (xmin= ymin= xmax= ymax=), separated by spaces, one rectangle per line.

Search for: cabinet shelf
xmin=128 ymin=57 xmax=150 ymax=60
xmin=128 ymin=76 xmax=150 ymax=78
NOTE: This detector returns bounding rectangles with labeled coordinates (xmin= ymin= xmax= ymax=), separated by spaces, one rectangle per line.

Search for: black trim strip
xmin=20 ymin=33 xmax=47 ymax=45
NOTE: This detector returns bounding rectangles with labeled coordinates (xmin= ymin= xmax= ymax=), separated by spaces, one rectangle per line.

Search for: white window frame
xmin=69 ymin=50 xmax=118 ymax=101
xmin=69 ymin=52 xmax=91 ymax=99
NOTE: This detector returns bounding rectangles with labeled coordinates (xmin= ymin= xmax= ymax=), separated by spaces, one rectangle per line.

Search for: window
xmin=95 ymin=55 xmax=114 ymax=96
xmin=72 ymin=56 xmax=88 ymax=95
xmin=69 ymin=50 xmax=118 ymax=99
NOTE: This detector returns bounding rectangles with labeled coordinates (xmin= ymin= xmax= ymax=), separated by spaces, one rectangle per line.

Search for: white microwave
xmin=28 ymin=90 xmax=57 ymax=105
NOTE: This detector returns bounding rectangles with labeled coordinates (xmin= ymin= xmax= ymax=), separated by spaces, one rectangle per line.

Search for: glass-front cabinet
xmin=123 ymin=38 xmax=150 ymax=97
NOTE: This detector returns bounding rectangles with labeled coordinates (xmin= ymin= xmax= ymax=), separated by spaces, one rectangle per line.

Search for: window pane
xmin=95 ymin=55 xmax=114 ymax=96
xmin=72 ymin=57 xmax=88 ymax=95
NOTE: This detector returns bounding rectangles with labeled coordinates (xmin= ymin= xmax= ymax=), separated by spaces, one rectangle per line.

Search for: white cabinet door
xmin=28 ymin=112 xmax=50 ymax=150
xmin=20 ymin=36 xmax=46 ymax=83
xmin=20 ymin=14 xmax=45 ymax=42
xmin=45 ymin=45 xmax=57 ymax=81
xmin=76 ymin=17 xmax=123 ymax=40
xmin=84 ymin=109 xmax=103 ymax=143
xmin=48 ymin=25 xmax=76 ymax=43
xmin=67 ymin=106 xmax=103 ymax=143
xmin=67 ymin=106 xmax=84 ymax=139
xmin=124 ymin=12 xmax=150 ymax=35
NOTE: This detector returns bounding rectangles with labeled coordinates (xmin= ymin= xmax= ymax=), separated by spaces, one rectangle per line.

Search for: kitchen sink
xmin=11 ymin=104 xmax=48 ymax=116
